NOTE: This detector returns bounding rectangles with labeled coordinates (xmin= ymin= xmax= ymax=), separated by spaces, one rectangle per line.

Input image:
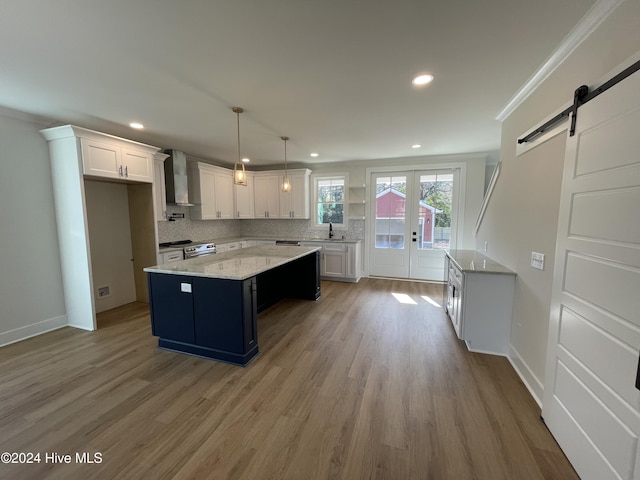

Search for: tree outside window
xmin=316 ymin=177 xmax=345 ymax=225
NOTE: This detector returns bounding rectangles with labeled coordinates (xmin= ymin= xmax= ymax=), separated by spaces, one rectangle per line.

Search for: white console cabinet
xmin=445 ymin=251 xmax=515 ymax=356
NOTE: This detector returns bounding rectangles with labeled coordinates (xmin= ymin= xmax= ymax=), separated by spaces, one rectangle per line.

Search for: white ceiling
xmin=0 ymin=0 xmax=597 ymax=167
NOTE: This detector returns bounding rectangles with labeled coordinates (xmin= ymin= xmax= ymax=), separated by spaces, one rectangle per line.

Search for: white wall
xmin=476 ymin=0 xmax=640 ymax=404
xmin=0 ymin=108 xmax=67 ymax=345
xmin=84 ymin=180 xmax=136 ymax=313
xmin=307 ymin=152 xmax=486 ymax=251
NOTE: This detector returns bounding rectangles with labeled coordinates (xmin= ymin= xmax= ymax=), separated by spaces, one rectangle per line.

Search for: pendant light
xmin=232 ymin=107 xmax=247 ymax=186
xmin=281 ymin=136 xmax=291 ymax=193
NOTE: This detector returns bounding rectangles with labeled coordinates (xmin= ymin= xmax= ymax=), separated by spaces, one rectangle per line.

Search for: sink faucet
xmin=329 ymin=223 xmax=333 ymax=238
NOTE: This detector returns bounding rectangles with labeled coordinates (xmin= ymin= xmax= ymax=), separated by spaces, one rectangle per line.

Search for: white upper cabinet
xmin=234 ymin=171 xmax=255 ymax=219
xmin=253 ymin=174 xmax=280 ymax=218
xmin=121 ymin=148 xmax=153 ymax=182
xmin=279 ymin=170 xmax=311 ymax=219
xmin=214 ymin=168 xmax=234 ymax=219
xmin=255 ymin=169 xmax=311 ymax=219
xmin=80 ymin=137 xmax=153 ymax=183
xmin=189 ymin=162 xmax=234 ymax=220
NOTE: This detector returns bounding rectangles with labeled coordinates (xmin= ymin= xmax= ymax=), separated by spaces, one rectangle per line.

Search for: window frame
xmin=311 ymin=173 xmax=349 ymax=230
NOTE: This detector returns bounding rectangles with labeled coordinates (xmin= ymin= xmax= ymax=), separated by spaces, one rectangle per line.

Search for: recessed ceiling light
xmin=242 ymin=157 xmax=250 ymax=163
xmin=129 ymin=122 xmax=144 ymax=129
xmin=411 ymin=74 xmax=434 ymax=86
xmin=310 ymin=153 xmax=319 ymax=157
xmin=412 ymin=144 xmax=421 ymax=149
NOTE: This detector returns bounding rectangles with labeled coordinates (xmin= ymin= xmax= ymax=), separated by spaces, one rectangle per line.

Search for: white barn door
xmin=542 ymin=65 xmax=640 ymax=479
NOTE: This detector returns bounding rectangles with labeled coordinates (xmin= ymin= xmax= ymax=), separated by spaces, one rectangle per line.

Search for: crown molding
xmin=496 ymin=0 xmax=624 ymax=122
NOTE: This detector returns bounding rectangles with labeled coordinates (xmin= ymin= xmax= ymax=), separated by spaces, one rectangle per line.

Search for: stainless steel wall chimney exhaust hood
xmin=164 ymin=149 xmax=194 ymax=206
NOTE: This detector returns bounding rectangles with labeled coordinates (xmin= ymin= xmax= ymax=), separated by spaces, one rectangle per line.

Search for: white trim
xmin=0 ymin=315 xmax=68 ymax=348
xmin=310 ymin=172 xmax=349 ymax=230
xmin=508 ymin=344 xmax=544 ymax=408
xmin=365 ymin=163 xmax=466 ymax=279
xmin=474 ymin=161 xmax=500 ymax=236
xmin=496 ymin=0 xmax=624 ymax=122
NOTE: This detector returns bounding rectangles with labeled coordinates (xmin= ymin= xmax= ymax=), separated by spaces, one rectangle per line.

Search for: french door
xmin=368 ymin=169 xmax=459 ymax=281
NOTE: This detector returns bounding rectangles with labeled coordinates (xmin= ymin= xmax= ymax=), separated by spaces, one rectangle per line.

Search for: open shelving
xmin=348 ymin=184 xmax=367 ymax=220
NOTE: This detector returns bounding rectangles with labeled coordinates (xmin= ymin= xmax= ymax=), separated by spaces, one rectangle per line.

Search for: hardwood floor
xmin=0 ymin=278 xmax=578 ymax=480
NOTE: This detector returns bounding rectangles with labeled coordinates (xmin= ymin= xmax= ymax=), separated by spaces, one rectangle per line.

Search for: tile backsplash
xmin=157 ymin=206 xmax=365 ymax=243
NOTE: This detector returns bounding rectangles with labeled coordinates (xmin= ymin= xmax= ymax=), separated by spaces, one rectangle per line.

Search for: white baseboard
xmin=508 ymin=344 xmax=544 ymax=408
xmin=0 ymin=315 xmax=68 ymax=347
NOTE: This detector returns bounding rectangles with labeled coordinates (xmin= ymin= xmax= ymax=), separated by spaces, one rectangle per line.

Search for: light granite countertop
xmin=146 ymin=244 xmax=322 ymax=280
xmin=158 ymin=236 xmax=360 ymax=253
xmin=446 ymin=249 xmax=515 ymax=275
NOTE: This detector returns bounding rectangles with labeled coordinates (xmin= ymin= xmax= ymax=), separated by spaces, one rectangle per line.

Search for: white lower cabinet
xmin=445 ymin=253 xmax=515 ymax=356
xmin=346 ymin=243 xmax=360 ymax=279
xmin=299 ymin=241 xmax=360 ymax=282
xmin=321 ymin=243 xmax=346 ymax=278
xmin=160 ymin=250 xmax=183 ymax=264
xmin=217 ymin=241 xmax=253 ymax=253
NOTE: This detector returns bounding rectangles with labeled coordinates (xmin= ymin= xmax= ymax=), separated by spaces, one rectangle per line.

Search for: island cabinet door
xmin=286 ymin=250 xmax=321 ymax=300
xmin=148 ymin=274 xmax=195 ymax=344
xmin=192 ymin=277 xmax=257 ymax=355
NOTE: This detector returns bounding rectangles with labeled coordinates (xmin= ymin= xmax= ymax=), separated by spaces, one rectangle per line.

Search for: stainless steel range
xmin=184 ymin=242 xmax=216 ymax=258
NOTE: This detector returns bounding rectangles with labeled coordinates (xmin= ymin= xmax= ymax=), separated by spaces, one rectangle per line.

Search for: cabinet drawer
xmin=322 ymin=242 xmax=346 ymax=252
xmin=162 ymin=250 xmax=184 ymax=263
xmin=449 ymin=263 xmax=463 ymax=284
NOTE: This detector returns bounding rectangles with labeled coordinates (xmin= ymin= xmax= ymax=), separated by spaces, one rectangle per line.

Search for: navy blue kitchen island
xmin=144 ymin=245 xmax=321 ymax=366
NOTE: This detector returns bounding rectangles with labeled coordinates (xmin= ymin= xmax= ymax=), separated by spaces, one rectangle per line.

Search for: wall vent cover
xmin=97 ymin=285 xmax=111 ymax=298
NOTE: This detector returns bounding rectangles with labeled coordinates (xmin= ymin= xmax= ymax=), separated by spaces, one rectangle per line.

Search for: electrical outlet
xmin=484 ymin=241 xmax=488 ymax=253
xmin=531 ymin=252 xmax=545 ymax=270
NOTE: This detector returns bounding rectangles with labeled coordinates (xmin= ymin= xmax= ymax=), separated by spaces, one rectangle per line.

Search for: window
xmin=314 ymin=176 xmax=346 ymax=226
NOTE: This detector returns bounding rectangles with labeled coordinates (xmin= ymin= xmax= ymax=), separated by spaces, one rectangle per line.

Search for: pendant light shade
xmin=281 ymin=136 xmax=291 ymax=193
xmin=232 ymin=107 xmax=247 ymax=186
